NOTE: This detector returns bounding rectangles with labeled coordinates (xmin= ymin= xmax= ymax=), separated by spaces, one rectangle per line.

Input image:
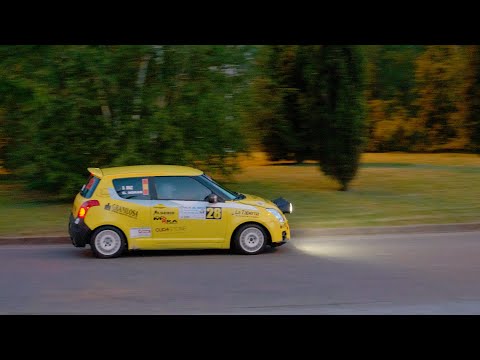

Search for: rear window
xmin=112 ymin=177 xmax=151 ymax=200
xmin=80 ymin=175 xmax=100 ymax=199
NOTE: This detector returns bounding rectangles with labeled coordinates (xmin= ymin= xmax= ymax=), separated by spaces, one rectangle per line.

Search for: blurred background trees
xmin=0 ymin=45 xmax=253 ymax=197
xmin=467 ymin=45 xmax=480 ymax=153
xmin=0 ymin=45 xmax=479 ymax=198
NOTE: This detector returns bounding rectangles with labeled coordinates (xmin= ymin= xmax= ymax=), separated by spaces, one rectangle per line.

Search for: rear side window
xmin=80 ymin=175 xmax=100 ymax=199
xmin=112 ymin=177 xmax=151 ymax=200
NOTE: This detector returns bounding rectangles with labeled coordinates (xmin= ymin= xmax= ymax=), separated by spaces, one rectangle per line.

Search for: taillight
xmin=77 ymin=200 xmax=100 ymax=219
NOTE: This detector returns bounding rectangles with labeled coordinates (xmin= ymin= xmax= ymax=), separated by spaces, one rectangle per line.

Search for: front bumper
xmin=68 ymin=214 xmax=92 ymax=248
xmin=271 ymin=229 xmax=290 ymax=247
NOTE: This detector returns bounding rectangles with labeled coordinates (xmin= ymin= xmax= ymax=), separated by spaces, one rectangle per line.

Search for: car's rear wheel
xmin=233 ymin=224 xmax=267 ymax=255
xmin=91 ymin=226 xmax=126 ymax=259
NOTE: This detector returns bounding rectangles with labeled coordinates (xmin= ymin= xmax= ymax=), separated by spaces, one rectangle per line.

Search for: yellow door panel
xmin=151 ymin=201 xmax=227 ymax=245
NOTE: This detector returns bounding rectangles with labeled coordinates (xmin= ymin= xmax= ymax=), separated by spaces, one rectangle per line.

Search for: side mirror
xmin=272 ymin=197 xmax=293 ymax=214
xmin=207 ymin=193 xmax=218 ymax=203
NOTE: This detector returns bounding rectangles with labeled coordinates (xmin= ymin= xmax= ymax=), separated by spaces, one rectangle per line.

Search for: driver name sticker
xmin=130 ymin=227 xmax=151 ymax=238
xmin=179 ymin=206 xmax=206 ymax=219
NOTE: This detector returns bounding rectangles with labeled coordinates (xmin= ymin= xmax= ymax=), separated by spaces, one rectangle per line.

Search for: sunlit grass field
xmin=227 ymin=152 xmax=480 ymax=229
xmin=1 ymin=152 xmax=479 ymax=236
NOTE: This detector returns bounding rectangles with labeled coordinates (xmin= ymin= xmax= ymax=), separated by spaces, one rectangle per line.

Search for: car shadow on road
xmin=124 ymin=245 xmax=279 ymax=258
xmin=75 ymin=245 xmax=279 ymax=259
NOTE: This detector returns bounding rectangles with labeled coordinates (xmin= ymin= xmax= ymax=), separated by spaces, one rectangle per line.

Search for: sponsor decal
xmin=85 ymin=177 xmax=95 ymax=190
xmin=206 ymin=207 xmax=222 ymax=219
xmin=153 ymin=216 xmax=178 ymax=224
xmin=104 ymin=203 xmax=138 ymax=219
xmin=154 ymin=210 xmax=175 ymax=215
xmin=142 ymin=178 xmax=149 ymax=195
xmin=179 ymin=206 xmax=206 ymax=219
xmin=155 ymin=226 xmax=187 ymax=233
xmin=233 ymin=209 xmax=260 ymax=217
xmin=130 ymin=227 xmax=152 ymax=238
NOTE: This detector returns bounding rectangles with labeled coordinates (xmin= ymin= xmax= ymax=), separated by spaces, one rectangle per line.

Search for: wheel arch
xmin=90 ymin=224 xmax=129 ymax=248
xmin=229 ymin=221 xmax=272 ymax=249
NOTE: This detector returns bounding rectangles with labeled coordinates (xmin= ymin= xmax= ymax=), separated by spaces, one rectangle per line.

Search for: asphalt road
xmin=2 ymin=230 xmax=480 ymax=314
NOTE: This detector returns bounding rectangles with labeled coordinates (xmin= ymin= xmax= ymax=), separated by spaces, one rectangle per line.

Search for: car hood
xmin=236 ymin=193 xmax=280 ymax=210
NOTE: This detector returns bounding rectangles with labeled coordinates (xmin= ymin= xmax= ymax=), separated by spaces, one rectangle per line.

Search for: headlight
xmin=289 ymin=203 xmax=293 ymax=213
xmin=267 ymin=208 xmax=285 ymax=224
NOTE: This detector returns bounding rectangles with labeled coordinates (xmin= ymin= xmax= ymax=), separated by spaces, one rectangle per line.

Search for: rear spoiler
xmin=87 ymin=167 xmax=104 ymax=179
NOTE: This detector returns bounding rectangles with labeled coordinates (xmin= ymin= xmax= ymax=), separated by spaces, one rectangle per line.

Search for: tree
xmin=363 ymin=45 xmax=424 ymax=152
xmin=0 ymin=45 xmax=253 ymax=199
xmin=313 ymin=46 xmax=367 ymax=191
xmin=139 ymin=45 xmax=251 ymax=176
xmin=467 ymin=45 xmax=480 ymax=153
xmin=250 ymin=46 xmax=311 ymax=162
xmin=414 ymin=45 xmax=469 ymax=151
xmin=0 ymin=46 xmax=124 ymax=195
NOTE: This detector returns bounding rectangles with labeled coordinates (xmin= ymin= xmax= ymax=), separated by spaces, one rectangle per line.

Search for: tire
xmin=233 ymin=223 xmax=268 ymax=255
xmin=90 ymin=226 xmax=126 ymax=259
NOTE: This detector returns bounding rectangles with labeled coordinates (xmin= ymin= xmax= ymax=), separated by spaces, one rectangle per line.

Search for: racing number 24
xmin=206 ymin=207 xmax=222 ymax=219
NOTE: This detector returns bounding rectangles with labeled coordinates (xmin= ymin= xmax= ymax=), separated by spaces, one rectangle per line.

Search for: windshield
xmin=196 ymin=174 xmax=240 ymax=201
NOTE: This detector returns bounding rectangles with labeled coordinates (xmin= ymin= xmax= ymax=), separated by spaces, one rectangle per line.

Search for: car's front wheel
xmin=90 ymin=226 xmax=126 ymax=259
xmin=233 ymin=224 xmax=267 ymax=255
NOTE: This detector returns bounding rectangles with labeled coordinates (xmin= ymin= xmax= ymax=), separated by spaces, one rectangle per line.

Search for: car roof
xmin=87 ymin=165 xmax=204 ymax=178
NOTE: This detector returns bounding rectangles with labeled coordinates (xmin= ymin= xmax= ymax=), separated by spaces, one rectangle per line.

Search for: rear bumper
xmin=68 ymin=214 xmax=92 ymax=247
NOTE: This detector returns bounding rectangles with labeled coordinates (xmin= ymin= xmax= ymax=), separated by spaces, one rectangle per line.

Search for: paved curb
xmin=1 ymin=222 xmax=480 ymax=245
xmin=0 ymin=236 xmax=70 ymax=245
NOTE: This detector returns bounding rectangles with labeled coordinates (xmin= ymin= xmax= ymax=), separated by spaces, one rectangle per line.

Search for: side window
xmin=112 ymin=177 xmax=151 ymax=200
xmin=153 ymin=176 xmax=211 ymax=201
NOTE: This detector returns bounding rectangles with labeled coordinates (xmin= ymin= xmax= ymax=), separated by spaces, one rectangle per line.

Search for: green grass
xmin=226 ymin=152 xmax=480 ymax=229
xmin=0 ymin=178 xmax=71 ymax=236
xmin=1 ymin=152 xmax=480 ymax=236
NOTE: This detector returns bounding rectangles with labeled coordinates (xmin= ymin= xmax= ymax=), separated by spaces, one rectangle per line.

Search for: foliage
xmin=312 ymin=46 xmax=367 ymax=191
xmin=414 ymin=45 xmax=469 ymax=151
xmin=1 ymin=45 xmax=480 ymax=200
xmin=250 ymin=46 xmax=304 ymax=161
xmin=0 ymin=46 xmax=252 ymax=199
xmin=466 ymin=45 xmax=480 ymax=153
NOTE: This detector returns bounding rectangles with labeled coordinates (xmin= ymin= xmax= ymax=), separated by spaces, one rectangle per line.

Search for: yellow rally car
xmin=68 ymin=165 xmax=293 ymax=258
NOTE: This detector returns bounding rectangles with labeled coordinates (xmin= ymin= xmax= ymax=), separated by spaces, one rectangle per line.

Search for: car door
xmin=150 ymin=176 xmax=228 ymax=246
xmin=108 ymin=176 xmax=156 ymax=248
